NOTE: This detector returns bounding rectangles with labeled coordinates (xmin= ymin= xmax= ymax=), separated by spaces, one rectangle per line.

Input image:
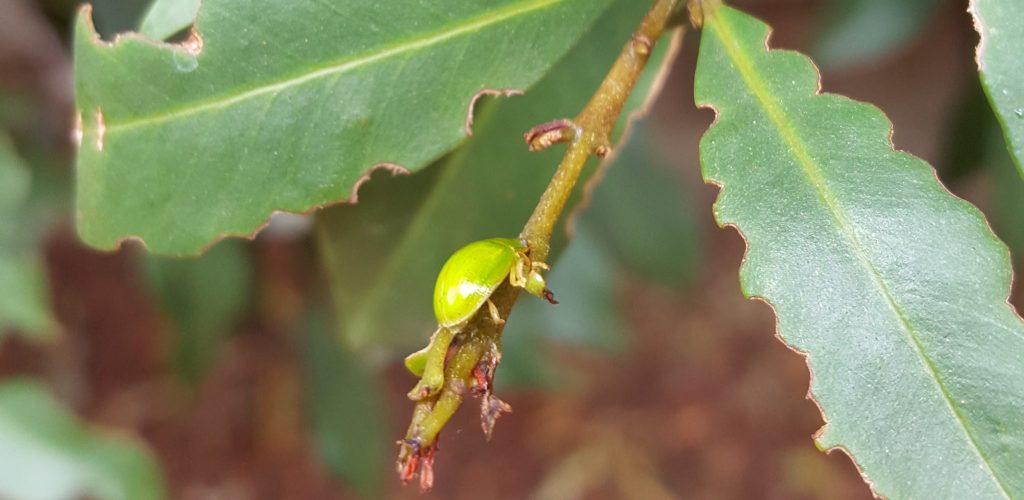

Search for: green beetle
xmin=406 ymin=238 xmax=555 ymax=400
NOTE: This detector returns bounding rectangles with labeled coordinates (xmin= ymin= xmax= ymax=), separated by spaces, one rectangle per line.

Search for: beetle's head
xmin=518 ymin=238 xmax=532 ymax=256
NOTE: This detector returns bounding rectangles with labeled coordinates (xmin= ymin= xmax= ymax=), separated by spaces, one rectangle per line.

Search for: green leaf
xmin=142 ymin=240 xmax=251 ymax=384
xmin=812 ymin=0 xmax=943 ymax=69
xmin=0 ymin=138 xmax=56 ymax=340
xmin=138 ymin=0 xmax=200 ymax=41
xmin=0 ymin=379 xmax=165 ymax=500
xmin=696 ymin=6 xmax=1024 ymax=498
xmin=939 ymin=79 xmax=999 ymax=183
xmin=0 ymin=256 xmax=54 ymax=340
xmin=989 ymin=121 xmax=1024 ymax=257
xmin=991 ymin=155 xmax=1024 ymax=258
xmin=315 ymin=0 xmax=678 ymax=350
xmin=300 ymin=312 xmax=387 ymax=498
xmin=584 ymin=121 xmax=699 ymax=288
xmin=971 ymin=0 xmax=1024 ymax=177
xmin=73 ymin=0 xmax=617 ymax=256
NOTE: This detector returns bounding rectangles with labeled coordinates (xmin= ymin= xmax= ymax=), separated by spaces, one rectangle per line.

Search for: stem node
xmin=525 ymin=118 xmax=577 ymax=151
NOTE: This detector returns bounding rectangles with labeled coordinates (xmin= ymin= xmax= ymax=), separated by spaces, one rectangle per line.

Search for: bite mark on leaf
xmin=968 ymin=0 xmax=986 ymax=70
xmin=464 ymin=88 xmax=524 ymax=136
xmin=93 ymin=160 xmax=413 ymax=257
xmin=180 ymin=27 xmax=204 ymax=56
xmin=348 ymin=162 xmax=410 ymax=203
xmin=78 ymin=4 xmax=206 ymax=56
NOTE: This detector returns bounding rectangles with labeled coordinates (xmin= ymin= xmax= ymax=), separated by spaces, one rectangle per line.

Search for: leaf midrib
xmin=707 ymin=11 xmax=1012 ymax=498
xmin=102 ymin=0 xmax=564 ymax=134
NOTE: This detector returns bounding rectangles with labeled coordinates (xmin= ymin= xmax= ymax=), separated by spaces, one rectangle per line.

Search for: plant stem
xmin=399 ymin=0 xmax=682 ymax=489
xmin=520 ymin=0 xmax=680 ymax=262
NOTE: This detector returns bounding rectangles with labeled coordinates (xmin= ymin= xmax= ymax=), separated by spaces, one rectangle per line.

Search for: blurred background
xmin=0 ymin=0 xmax=1021 ymax=498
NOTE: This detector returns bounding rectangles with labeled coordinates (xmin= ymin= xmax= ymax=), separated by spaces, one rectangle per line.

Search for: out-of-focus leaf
xmin=939 ymin=79 xmax=998 ymax=183
xmin=300 ymin=312 xmax=386 ymax=498
xmin=138 ymin=0 xmax=200 ymax=41
xmin=584 ymin=121 xmax=699 ymax=288
xmin=508 ymin=225 xmax=625 ymax=351
xmin=990 ymin=124 xmax=1024 ymax=256
xmin=0 ymin=256 xmax=53 ymax=339
xmin=0 ymin=379 xmax=165 ymax=500
xmin=73 ymin=0 xmax=618 ymax=256
xmin=812 ymin=0 xmax=943 ymax=69
xmin=697 ymin=6 xmax=1024 ymax=497
xmin=971 ymin=0 xmax=1024 ymax=176
xmin=0 ymin=138 xmax=55 ymax=340
xmin=0 ymin=144 xmax=31 ymax=230
xmin=497 ymin=323 xmax=558 ymax=388
xmin=941 ymin=81 xmax=1024 ymax=256
xmin=501 ymin=225 xmax=625 ymax=387
xmin=316 ymin=0 xmax=678 ymax=351
xmin=142 ymin=240 xmax=251 ymax=384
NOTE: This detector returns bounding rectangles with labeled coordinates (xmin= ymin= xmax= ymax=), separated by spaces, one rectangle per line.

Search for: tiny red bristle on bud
xmin=543 ymin=289 xmax=558 ymax=305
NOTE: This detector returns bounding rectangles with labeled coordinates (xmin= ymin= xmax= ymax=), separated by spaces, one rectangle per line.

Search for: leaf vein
xmin=103 ymin=0 xmax=563 ymax=133
xmin=708 ymin=12 xmax=1012 ymax=498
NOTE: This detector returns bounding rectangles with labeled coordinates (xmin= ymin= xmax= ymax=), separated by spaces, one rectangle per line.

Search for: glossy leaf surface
xmin=697 ymin=6 xmax=1024 ymax=498
xmin=73 ymin=0 xmax=614 ymax=255
xmin=971 ymin=0 xmax=1024 ymax=176
xmin=316 ymin=0 xmax=677 ymax=350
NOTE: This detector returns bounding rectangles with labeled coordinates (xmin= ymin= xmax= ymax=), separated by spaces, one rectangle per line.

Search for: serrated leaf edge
xmin=697 ymin=8 xmax=1021 ymax=498
xmin=73 ymin=2 xmax=563 ymax=256
xmin=968 ymin=0 xmax=1024 ymax=176
xmin=78 ymin=0 xmax=566 ymax=134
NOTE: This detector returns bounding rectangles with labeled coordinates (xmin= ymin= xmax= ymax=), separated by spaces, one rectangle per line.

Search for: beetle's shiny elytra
xmin=406 ymin=237 xmax=553 ymax=401
xmin=432 ymin=237 xmax=547 ymax=328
